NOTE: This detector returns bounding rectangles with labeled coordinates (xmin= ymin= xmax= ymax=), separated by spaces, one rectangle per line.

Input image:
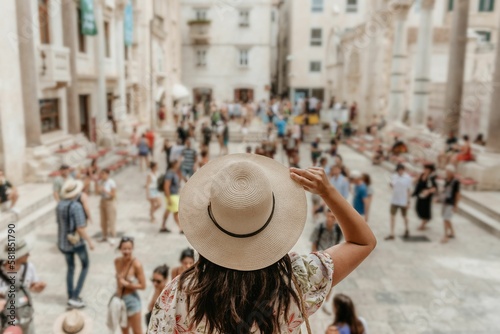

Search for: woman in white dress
xmin=146 ymin=162 xmax=161 ymax=223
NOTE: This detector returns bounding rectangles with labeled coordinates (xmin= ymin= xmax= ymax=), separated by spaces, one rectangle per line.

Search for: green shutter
xmin=448 ymin=0 xmax=454 ymax=11
xmin=80 ymin=0 xmax=97 ymax=36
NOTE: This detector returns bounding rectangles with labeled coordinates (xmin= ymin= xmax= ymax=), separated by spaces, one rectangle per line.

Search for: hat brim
xmin=61 ymin=180 xmax=84 ymax=200
xmin=0 ymin=241 xmax=32 ymax=260
xmin=179 ymin=153 xmax=307 ymax=271
xmin=52 ymin=311 xmax=93 ymax=334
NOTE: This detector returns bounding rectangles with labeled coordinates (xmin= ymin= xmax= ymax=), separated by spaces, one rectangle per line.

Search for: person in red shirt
xmin=144 ymin=129 xmax=155 ymax=158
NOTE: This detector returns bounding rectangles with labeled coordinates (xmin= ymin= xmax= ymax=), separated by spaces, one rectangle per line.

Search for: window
xmin=346 ymin=0 xmax=358 ymax=12
xmin=310 ymin=28 xmax=322 ymax=46
xmin=311 ymin=0 xmax=323 ymax=12
xmin=195 ymin=9 xmax=208 ymax=20
xmin=39 ymin=99 xmax=60 ymax=133
xmin=239 ymin=49 xmax=249 ymax=67
xmin=448 ymin=0 xmax=454 ymax=11
xmin=479 ymin=0 xmax=495 ymax=11
xmin=196 ymin=49 xmax=207 ymax=67
xmin=310 ymin=61 xmax=321 ymax=72
xmin=77 ymin=8 xmax=86 ymax=53
xmin=271 ymin=11 xmax=275 ymax=22
xmin=104 ymin=21 xmax=111 ymax=58
xmin=239 ymin=10 xmax=250 ymax=27
xmin=38 ymin=0 xmax=51 ymax=44
xmin=476 ymin=30 xmax=492 ymax=42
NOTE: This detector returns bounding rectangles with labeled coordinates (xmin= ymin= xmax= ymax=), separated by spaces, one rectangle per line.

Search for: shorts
xmin=442 ymin=204 xmax=454 ymax=220
xmin=181 ymin=167 xmax=194 ymax=179
xmin=122 ymin=292 xmax=142 ymax=316
xmin=166 ymin=194 xmax=180 ymax=213
xmin=390 ymin=204 xmax=407 ymax=216
xmin=149 ymin=188 xmax=161 ymax=199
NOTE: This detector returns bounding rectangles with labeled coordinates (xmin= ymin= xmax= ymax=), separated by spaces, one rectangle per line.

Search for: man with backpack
xmin=310 ymin=208 xmax=338 ymax=252
xmin=0 ymin=238 xmax=46 ymax=333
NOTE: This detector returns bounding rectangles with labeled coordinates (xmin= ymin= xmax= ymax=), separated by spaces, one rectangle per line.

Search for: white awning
xmin=172 ymin=84 xmax=190 ymax=100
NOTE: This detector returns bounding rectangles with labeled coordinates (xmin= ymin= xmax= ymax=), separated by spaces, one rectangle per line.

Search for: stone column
xmin=15 ymin=0 xmax=42 ymax=146
xmin=485 ymin=16 xmax=500 ymax=153
xmin=115 ymin=7 xmax=127 ymax=124
xmin=1 ymin=0 xmax=27 ymax=184
xmin=62 ymin=0 xmax=81 ymax=135
xmin=95 ymin=1 xmax=113 ymax=146
xmin=411 ymin=0 xmax=435 ymax=127
xmin=388 ymin=1 xmax=412 ymax=121
xmin=443 ymin=0 xmax=470 ymax=135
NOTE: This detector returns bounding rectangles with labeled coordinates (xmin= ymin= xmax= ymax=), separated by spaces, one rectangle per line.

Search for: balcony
xmin=188 ymin=20 xmax=211 ymax=45
xmin=38 ymin=45 xmax=71 ymax=88
xmin=125 ymin=60 xmax=139 ymax=84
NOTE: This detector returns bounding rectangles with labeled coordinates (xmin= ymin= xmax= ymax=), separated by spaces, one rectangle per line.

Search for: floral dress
xmin=147 ymin=252 xmax=334 ymax=334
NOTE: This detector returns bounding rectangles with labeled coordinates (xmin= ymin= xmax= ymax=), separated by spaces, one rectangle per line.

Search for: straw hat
xmin=53 ymin=310 xmax=92 ymax=334
xmin=179 ymin=153 xmax=307 ymax=271
xmin=0 ymin=238 xmax=32 ymax=260
xmin=61 ymin=179 xmax=84 ymax=200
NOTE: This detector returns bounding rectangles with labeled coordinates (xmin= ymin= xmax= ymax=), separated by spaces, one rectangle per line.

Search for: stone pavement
xmin=24 ymin=142 xmax=500 ymax=333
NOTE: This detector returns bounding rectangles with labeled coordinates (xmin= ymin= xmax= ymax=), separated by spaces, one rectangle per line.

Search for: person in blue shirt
xmin=329 ymin=165 xmax=350 ymax=199
xmin=275 ymin=116 xmax=287 ymax=139
xmin=351 ymin=170 xmax=368 ymax=220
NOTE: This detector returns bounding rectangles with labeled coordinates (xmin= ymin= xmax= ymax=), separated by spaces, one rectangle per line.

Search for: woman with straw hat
xmin=148 ymin=154 xmax=376 ymax=334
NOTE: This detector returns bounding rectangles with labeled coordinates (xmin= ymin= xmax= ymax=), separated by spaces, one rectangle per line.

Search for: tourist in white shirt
xmin=385 ymin=164 xmax=413 ymax=240
xmin=98 ymin=169 xmax=117 ymax=243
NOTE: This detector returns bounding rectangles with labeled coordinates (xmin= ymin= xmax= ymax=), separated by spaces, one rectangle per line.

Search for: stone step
xmin=460 ymin=192 xmax=500 ymax=222
xmin=0 ymin=197 xmax=56 ymax=243
xmin=457 ymin=202 xmax=500 ymax=239
xmin=0 ymin=183 xmax=54 ymax=225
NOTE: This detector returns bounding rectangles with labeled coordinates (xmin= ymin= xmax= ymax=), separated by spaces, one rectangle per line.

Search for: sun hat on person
xmin=350 ymin=170 xmax=362 ymax=179
xmin=0 ymin=237 xmax=32 ymax=260
xmin=53 ymin=310 xmax=92 ymax=334
xmin=60 ymin=179 xmax=84 ymax=200
xmin=445 ymin=164 xmax=456 ymax=173
xmin=179 ymin=153 xmax=307 ymax=271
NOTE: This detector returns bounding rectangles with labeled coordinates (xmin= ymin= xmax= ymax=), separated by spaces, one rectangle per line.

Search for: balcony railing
xmin=188 ymin=20 xmax=211 ymax=45
xmin=38 ymin=45 xmax=71 ymax=87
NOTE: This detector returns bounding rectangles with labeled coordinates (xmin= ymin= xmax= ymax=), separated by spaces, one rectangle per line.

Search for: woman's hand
xmin=290 ymin=167 xmax=332 ymax=196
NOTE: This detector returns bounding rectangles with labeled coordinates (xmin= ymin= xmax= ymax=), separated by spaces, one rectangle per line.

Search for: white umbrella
xmin=172 ymin=84 xmax=190 ymax=100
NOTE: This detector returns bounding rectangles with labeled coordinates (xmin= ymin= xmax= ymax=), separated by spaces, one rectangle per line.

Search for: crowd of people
xmin=0 ymin=92 xmax=482 ymax=334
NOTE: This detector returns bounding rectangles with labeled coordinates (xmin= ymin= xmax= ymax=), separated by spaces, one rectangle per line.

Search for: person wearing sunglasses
xmin=145 ymin=265 xmax=169 ymax=327
xmin=114 ymin=237 xmax=146 ymax=334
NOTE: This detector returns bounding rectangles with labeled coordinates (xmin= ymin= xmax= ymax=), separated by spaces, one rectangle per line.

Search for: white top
xmin=100 ymin=179 xmax=117 ymax=199
xmin=170 ymin=145 xmax=185 ymax=163
xmin=0 ymin=262 xmax=39 ymax=295
xmin=148 ymin=171 xmax=158 ymax=190
xmin=390 ymin=173 xmax=413 ymax=206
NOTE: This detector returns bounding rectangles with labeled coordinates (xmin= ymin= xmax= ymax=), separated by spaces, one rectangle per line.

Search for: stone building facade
xmin=0 ymin=0 xmax=181 ymax=184
xmin=329 ymin=0 xmax=499 ymax=136
xmin=180 ymin=0 xmax=273 ymax=104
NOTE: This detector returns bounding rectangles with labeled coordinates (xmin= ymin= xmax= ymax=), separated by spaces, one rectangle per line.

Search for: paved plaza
xmin=25 ymin=142 xmax=500 ymax=333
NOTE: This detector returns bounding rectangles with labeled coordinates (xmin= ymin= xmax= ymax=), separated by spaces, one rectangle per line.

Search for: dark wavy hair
xmin=333 ymin=294 xmax=364 ymax=334
xmin=178 ymin=254 xmax=300 ymax=334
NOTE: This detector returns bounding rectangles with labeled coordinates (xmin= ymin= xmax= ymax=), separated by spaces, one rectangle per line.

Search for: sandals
xmin=159 ymin=228 xmax=171 ymax=233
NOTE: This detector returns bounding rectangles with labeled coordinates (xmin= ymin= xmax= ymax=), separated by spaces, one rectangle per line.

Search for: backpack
xmin=0 ymin=262 xmax=34 ymax=332
xmin=157 ymin=173 xmax=166 ymax=192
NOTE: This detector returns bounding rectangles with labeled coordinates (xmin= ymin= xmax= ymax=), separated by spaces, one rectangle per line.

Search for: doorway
xmin=193 ymin=88 xmax=212 ymax=116
xmin=79 ymin=95 xmax=91 ymax=140
xmin=234 ymin=89 xmax=254 ymax=103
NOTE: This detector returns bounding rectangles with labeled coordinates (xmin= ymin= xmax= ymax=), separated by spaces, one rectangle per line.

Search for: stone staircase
xmin=0 ymin=183 xmax=56 ymax=243
xmin=458 ymin=191 xmax=500 ymax=238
